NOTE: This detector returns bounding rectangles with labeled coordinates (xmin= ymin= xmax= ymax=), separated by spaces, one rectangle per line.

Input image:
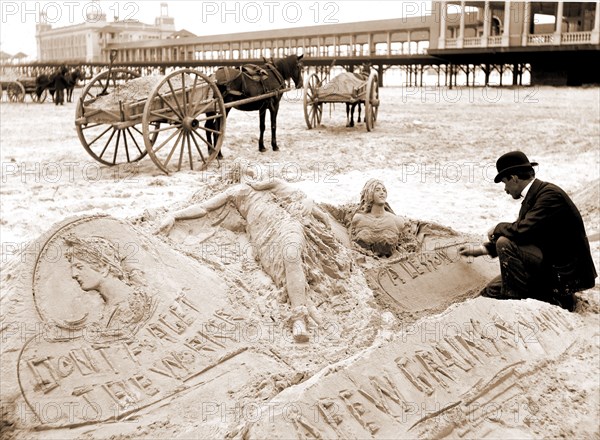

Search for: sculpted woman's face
xmin=372 ymin=183 xmax=387 ymax=205
xmin=71 ymin=258 xmax=104 ymax=291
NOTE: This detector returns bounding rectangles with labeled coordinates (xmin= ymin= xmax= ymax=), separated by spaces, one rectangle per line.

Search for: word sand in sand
xmin=1 ymin=216 xmax=292 ymax=431
xmin=0 ymin=194 xmax=593 ymax=439
xmin=247 ymin=297 xmax=586 ymax=439
xmin=366 ymin=236 xmax=499 ymax=313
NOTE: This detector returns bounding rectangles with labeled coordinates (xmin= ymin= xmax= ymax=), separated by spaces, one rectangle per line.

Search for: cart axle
xmin=183 ymin=116 xmax=199 ymax=131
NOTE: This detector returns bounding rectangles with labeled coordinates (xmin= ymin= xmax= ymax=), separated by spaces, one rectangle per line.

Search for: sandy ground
xmin=1 ymin=85 xmax=599 ymax=250
xmin=1 ymin=83 xmax=599 ymax=439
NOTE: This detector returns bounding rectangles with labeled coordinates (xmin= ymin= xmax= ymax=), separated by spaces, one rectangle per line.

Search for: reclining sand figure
xmin=349 ymin=179 xmax=455 ymax=258
xmin=156 ymin=160 xmax=350 ymax=343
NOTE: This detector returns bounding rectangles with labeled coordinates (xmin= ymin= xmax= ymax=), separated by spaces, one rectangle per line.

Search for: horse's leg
xmin=205 ymin=116 xmax=214 ymax=155
xmin=218 ymin=108 xmax=232 ymax=158
xmin=258 ymin=108 xmax=267 ymax=152
xmin=346 ymin=103 xmax=351 ymax=127
xmin=205 ymin=112 xmax=221 ymax=159
xmin=215 ymin=114 xmax=224 ymax=159
xmin=206 ymin=109 xmax=228 ymax=159
xmin=270 ymin=101 xmax=279 ymax=151
xmin=357 ymin=103 xmax=362 ymax=123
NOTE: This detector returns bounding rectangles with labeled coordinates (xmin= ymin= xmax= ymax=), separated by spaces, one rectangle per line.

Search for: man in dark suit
xmin=459 ymin=151 xmax=596 ymax=311
xmin=53 ymin=65 xmax=68 ymax=106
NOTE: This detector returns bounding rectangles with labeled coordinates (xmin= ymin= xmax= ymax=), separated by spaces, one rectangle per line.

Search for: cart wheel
xmin=7 ymin=82 xmax=25 ymax=103
xmin=31 ymin=89 xmax=47 ymax=103
xmin=75 ymin=68 xmax=152 ymax=166
xmin=303 ymin=73 xmax=323 ymax=129
xmin=143 ymin=69 xmax=226 ymax=174
xmin=365 ymin=71 xmax=379 ymax=132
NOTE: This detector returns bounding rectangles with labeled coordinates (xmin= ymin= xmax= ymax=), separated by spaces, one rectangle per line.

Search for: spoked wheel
xmin=365 ymin=71 xmax=379 ymax=132
xmin=75 ymin=69 xmax=154 ymax=166
xmin=31 ymin=89 xmax=47 ymax=103
xmin=7 ymin=82 xmax=25 ymax=102
xmin=303 ymin=73 xmax=323 ymax=129
xmin=143 ymin=69 xmax=226 ymax=174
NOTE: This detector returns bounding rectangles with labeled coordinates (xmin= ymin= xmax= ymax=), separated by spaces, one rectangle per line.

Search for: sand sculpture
xmin=349 ymin=178 xmax=454 ymax=257
xmin=65 ymin=234 xmax=157 ymax=336
xmin=350 ymin=179 xmax=415 ymax=257
xmin=0 ymin=216 xmax=248 ymax=427
xmin=1 ymin=174 xmax=589 ymax=439
xmin=246 ymin=297 xmax=588 ymax=439
xmin=156 ymin=160 xmax=353 ymax=343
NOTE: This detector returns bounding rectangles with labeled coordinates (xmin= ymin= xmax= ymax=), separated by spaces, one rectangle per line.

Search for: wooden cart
xmin=0 ymin=77 xmax=47 ymax=103
xmin=75 ymin=67 xmax=290 ymax=174
xmin=303 ymin=70 xmax=379 ymax=131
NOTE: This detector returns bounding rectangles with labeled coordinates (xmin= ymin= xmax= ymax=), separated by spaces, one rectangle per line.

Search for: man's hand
xmin=458 ymin=244 xmax=488 ymax=258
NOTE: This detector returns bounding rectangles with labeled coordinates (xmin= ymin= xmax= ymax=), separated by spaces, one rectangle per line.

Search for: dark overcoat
xmin=488 ymin=179 xmax=597 ymax=293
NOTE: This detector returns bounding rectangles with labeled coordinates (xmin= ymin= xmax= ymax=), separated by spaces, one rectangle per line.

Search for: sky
xmin=0 ymin=1 xmax=433 ymax=58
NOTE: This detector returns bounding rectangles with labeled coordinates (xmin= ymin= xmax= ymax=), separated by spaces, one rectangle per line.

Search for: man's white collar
xmin=521 ymin=179 xmax=536 ymax=199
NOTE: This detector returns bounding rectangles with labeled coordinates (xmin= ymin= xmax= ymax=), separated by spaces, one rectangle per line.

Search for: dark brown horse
xmin=65 ymin=68 xmax=84 ymax=103
xmin=206 ymin=54 xmax=304 ymax=156
xmin=346 ymin=63 xmax=371 ymax=127
xmin=35 ymin=65 xmax=69 ymax=104
xmin=35 ymin=71 xmax=56 ymax=102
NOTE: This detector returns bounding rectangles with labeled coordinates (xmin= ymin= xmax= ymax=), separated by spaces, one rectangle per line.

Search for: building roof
xmin=97 ymin=24 xmax=128 ymax=33
xmin=109 ymin=16 xmax=434 ymax=49
xmin=168 ymin=29 xmax=197 ymax=39
xmin=98 ymin=20 xmax=166 ymax=32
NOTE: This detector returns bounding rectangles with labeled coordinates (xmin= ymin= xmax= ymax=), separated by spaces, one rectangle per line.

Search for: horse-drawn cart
xmin=75 ymin=67 xmax=292 ymax=174
xmin=0 ymin=76 xmax=47 ymax=103
xmin=303 ymin=70 xmax=379 ymax=131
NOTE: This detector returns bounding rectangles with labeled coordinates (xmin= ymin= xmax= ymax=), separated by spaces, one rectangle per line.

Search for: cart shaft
xmin=223 ymin=87 xmax=292 ymax=109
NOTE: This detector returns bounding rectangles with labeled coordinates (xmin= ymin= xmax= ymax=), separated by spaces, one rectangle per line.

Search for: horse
xmin=35 ymin=71 xmax=55 ymax=102
xmin=206 ymin=54 xmax=304 ymax=156
xmin=35 ymin=65 xmax=68 ymax=104
xmin=65 ymin=68 xmax=84 ymax=103
xmin=345 ymin=63 xmax=371 ymax=128
xmin=52 ymin=65 xmax=69 ymax=105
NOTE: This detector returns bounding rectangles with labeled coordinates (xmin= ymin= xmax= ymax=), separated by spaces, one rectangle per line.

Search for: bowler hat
xmin=494 ymin=151 xmax=538 ymax=183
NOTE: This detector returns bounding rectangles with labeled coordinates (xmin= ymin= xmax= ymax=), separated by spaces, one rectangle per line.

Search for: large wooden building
xmin=101 ymin=2 xmax=599 ymax=62
xmin=35 ymin=3 xmax=176 ymax=62
xmin=32 ymin=1 xmax=600 ymax=85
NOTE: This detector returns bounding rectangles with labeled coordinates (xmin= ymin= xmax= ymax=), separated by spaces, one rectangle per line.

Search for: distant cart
xmin=303 ymin=70 xmax=379 ymax=131
xmin=75 ymin=67 xmax=291 ymax=174
xmin=0 ymin=77 xmax=47 ymax=103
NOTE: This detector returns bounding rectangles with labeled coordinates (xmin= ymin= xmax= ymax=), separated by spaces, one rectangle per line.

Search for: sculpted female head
xmin=358 ymin=179 xmax=395 ymax=214
xmin=65 ymin=234 xmax=129 ymax=291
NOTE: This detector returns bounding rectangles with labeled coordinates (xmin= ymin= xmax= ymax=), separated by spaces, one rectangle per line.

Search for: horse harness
xmin=215 ymin=62 xmax=286 ymax=99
